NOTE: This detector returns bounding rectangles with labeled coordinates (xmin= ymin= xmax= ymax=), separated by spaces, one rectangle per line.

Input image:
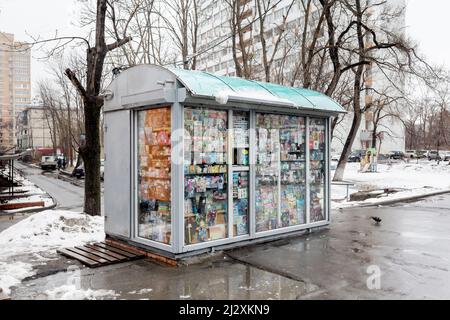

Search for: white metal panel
xmin=104 ymin=110 xmax=132 ymax=238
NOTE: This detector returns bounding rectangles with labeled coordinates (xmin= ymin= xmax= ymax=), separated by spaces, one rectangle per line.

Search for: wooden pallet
xmin=57 ymin=242 xmax=144 ymax=268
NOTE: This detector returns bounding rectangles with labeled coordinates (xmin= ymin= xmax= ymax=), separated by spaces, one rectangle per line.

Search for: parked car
xmin=441 ymin=151 xmax=450 ymax=161
xmin=73 ymin=161 xmax=105 ymax=180
xmin=348 ymin=150 xmax=365 ymax=163
xmin=73 ymin=164 xmax=85 ymax=179
xmin=388 ymin=151 xmax=405 ymax=160
xmin=40 ymin=156 xmax=57 ymax=171
xmin=405 ymin=150 xmax=415 ymax=159
xmin=414 ymin=150 xmax=427 ymax=159
xmin=331 ymin=154 xmax=340 ymax=162
xmin=427 ymin=150 xmax=442 ymax=161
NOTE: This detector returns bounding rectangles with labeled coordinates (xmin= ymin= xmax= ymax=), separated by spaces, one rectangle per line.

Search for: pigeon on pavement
xmin=371 ymin=217 xmax=382 ymax=224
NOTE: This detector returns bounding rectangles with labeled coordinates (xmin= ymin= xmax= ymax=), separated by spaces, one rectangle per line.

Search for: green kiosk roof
xmin=169 ymin=67 xmax=346 ymax=114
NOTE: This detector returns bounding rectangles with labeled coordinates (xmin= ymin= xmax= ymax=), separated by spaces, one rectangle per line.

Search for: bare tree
xmin=225 ymin=0 xmax=255 ymax=78
xmin=62 ymin=0 xmax=133 ymax=215
xmin=255 ymin=0 xmax=295 ymax=82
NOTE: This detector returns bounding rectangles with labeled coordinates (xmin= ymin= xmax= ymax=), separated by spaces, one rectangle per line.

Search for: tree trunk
xmin=371 ymin=117 xmax=379 ymax=149
xmin=333 ymin=0 xmax=365 ymax=182
xmin=82 ymin=102 xmax=102 ymax=215
xmin=65 ymin=0 xmax=131 ymax=216
xmin=333 ymin=112 xmax=362 ymax=181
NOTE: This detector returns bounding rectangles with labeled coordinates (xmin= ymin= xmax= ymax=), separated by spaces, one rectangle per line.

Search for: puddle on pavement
xmin=12 ymin=258 xmax=320 ymax=300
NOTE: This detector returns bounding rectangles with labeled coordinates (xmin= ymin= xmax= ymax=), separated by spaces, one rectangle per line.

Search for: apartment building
xmin=195 ymin=0 xmax=406 ymax=154
xmin=196 ymin=0 xmax=306 ymax=81
xmin=0 ymin=32 xmax=31 ymax=152
xmin=16 ymin=103 xmax=55 ymax=152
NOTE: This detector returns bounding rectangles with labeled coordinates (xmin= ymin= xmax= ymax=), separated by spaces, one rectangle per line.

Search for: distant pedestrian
xmin=63 ymin=157 xmax=67 ymax=169
xmin=57 ymin=157 xmax=62 ymax=170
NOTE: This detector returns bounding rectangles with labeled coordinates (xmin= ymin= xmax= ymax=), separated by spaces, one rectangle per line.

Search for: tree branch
xmin=65 ymin=68 xmax=88 ymax=100
xmin=106 ymin=36 xmax=132 ymax=52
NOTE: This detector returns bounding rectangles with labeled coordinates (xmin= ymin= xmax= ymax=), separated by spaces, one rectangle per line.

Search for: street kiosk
xmin=103 ymin=64 xmax=345 ymax=257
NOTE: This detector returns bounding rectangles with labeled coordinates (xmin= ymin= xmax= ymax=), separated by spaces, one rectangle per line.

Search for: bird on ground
xmin=371 ymin=217 xmax=382 ymax=225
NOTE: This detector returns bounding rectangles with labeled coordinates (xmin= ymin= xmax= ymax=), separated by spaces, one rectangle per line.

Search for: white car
xmin=330 ymin=160 xmax=338 ymax=171
xmin=405 ymin=150 xmax=415 ymax=159
xmin=442 ymin=151 xmax=450 ymax=162
xmin=40 ymin=156 xmax=57 ymax=171
xmin=331 ymin=154 xmax=340 ymax=161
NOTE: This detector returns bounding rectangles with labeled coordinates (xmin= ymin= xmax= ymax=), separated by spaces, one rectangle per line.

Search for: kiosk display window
xmin=232 ymin=111 xmax=250 ymax=236
xmin=309 ymin=118 xmax=326 ymax=222
xmin=255 ymin=114 xmax=307 ymax=232
xmin=280 ymin=116 xmax=306 ymax=227
xmin=184 ymin=107 xmax=228 ymax=244
xmin=255 ymin=114 xmax=280 ymax=232
xmin=137 ymin=107 xmax=172 ymax=244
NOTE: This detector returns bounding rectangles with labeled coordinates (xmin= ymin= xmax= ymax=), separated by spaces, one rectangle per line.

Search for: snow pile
xmin=0 ymin=210 xmax=105 ymax=258
xmin=45 ymin=285 xmax=118 ymax=300
xmin=332 ymin=161 xmax=450 ymax=208
xmin=0 ymin=210 xmax=105 ymax=295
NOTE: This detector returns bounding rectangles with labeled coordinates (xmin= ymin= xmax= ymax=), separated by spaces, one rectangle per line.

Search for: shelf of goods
xmin=184 ymin=108 xmax=229 ymax=244
xmin=137 ymin=107 xmax=172 ymax=244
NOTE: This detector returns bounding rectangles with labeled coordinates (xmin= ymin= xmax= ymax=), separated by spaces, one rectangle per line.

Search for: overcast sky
xmin=0 ymin=0 xmax=449 ymax=96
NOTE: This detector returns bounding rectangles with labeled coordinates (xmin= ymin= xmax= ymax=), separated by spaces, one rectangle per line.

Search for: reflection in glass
xmin=309 ymin=118 xmax=326 ymax=222
xmin=137 ymin=107 xmax=172 ymax=244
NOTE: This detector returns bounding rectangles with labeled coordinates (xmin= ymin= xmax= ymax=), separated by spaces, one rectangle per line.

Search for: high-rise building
xmin=0 ymin=32 xmax=31 ymax=152
xmin=195 ymin=0 xmax=407 ymax=154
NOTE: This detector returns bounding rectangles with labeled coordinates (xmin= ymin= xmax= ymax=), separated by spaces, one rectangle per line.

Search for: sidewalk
xmin=4 ymin=193 xmax=450 ymax=300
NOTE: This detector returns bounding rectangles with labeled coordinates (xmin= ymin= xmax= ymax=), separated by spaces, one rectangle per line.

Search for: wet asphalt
xmin=9 ymin=193 xmax=450 ymax=300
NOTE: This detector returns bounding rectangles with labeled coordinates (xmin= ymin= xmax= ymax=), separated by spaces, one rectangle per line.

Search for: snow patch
xmin=129 ymin=288 xmax=153 ymax=295
xmin=0 ymin=210 xmax=105 ymax=295
xmin=0 ymin=261 xmax=34 ymax=295
xmin=215 ymin=91 xmax=229 ymax=104
xmin=0 ymin=210 xmax=105 ymax=258
xmin=45 ymin=285 xmax=119 ymax=300
xmin=332 ymin=161 xmax=450 ymax=209
xmin=0 ymin=167 xmax=55 ymax=213
xmin=214 ymin=88 xmax=293 ymax=106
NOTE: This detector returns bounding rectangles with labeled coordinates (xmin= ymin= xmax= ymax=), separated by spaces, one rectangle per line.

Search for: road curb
xmin=0 ymin=201 xmax=58 ymax=217
xmin=336 ymin=189 xmax=450 ymax=209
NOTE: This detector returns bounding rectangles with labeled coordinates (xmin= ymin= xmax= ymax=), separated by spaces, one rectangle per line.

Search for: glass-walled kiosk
xmin=104 ymin=65 xmax=345 ymax=257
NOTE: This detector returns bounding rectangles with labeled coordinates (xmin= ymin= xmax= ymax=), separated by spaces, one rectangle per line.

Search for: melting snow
xmin=332 ymin=161 xmax=450 ymax=208
xmin=0 ymin=210 xmax=105 ymax=295
xmin=45 ymin=285 xmax=118 ymax=300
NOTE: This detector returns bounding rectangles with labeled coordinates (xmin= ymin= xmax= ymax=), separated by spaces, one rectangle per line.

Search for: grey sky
xmin=0 ymin=0 xmax=449 ymax=96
